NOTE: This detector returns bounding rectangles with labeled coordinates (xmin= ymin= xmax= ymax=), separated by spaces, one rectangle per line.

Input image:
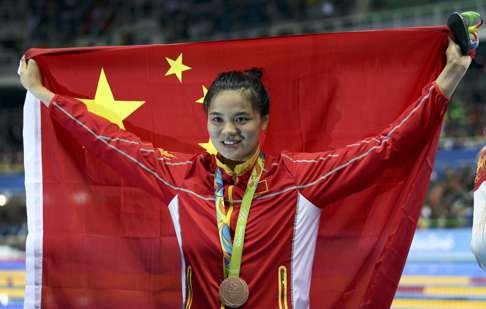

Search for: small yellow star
xmin=198 ymin=139 xmax=217 ymax=155
xmin=158 ymin=148 xmax=175 ymax=159
xmin=78 ymin=68 xmax=144 ymax=130
xmin=196 ymin=85 xmax=208 ymax=104
xmin=165 ymin=53 xmax=191 ymax=82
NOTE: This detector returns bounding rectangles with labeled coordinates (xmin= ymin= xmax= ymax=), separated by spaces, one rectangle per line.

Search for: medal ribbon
xmin=214 ymin=153 xmax=264 ymax=278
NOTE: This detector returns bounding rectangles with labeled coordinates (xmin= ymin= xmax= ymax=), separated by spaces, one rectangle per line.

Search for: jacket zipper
xmin=185 ymin=266 xmax=193 ymax=309
xmin=278 ymin=265 xmax=289 ymax=309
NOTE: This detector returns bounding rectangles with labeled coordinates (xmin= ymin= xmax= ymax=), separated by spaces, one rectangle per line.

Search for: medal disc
xmin=219 ymin=277 xmax=249 ymax=308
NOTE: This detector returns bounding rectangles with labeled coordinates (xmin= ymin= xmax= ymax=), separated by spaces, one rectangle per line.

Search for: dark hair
xmin=203 ymin=68 xmax=270 ymax=116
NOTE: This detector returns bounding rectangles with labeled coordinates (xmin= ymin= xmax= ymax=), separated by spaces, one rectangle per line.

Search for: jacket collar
xmin=215 ymin=148 xmax=260 ymax=177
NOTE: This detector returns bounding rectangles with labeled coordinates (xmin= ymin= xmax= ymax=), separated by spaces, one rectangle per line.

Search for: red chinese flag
xmin=24 ymin=27 xmax=448 ymax=308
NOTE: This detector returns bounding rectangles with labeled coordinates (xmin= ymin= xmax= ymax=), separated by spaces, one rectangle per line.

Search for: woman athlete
xmin=19 ymin=30 xmax=471 ymax=308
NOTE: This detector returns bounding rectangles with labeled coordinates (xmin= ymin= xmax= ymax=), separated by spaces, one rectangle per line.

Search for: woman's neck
xmin=217 ymin=148 xmax=261 ymax=174
xmin=219 ymin=156 xmax=243 ymax=171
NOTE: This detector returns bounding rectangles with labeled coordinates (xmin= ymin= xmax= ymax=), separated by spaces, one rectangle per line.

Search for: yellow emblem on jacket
xmin=158 ymin=148 xmax=175 ymax=159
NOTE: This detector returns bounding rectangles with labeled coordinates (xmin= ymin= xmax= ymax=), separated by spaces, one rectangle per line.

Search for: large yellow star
xmin=195 ymin=85 xmax=208 ymax=104
xmin=198 ymin=139 xmax=217 ymax=155
xmin=78 ymin=68 xmax=144 ymax=130
xmin=165 ymin=53 xmax=191 ymax=82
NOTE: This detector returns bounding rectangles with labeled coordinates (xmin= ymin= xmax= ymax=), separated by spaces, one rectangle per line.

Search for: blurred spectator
xmin=420 ymin=165 xmax=475 ymax=228
xmin=444 ymin=92 xmax=486 ymax=139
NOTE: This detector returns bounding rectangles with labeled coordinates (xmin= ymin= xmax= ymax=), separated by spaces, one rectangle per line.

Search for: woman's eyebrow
xmin=208 ymin=111 xmax=251 ymax=116
xmin=234 ymin=112 xmax=251 ymax=116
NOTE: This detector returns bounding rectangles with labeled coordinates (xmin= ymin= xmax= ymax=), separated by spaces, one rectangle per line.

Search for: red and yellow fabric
xmin=23 ymin=26 xmax=450 ymax=308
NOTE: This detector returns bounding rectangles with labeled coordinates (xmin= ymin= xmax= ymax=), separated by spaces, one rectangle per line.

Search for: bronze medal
xmin=219 ymin=277 xmax=249 ymax=308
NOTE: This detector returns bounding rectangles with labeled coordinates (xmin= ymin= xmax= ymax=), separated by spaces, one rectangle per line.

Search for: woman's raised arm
xmin=435 ymin=39 xmax=471 ymax=98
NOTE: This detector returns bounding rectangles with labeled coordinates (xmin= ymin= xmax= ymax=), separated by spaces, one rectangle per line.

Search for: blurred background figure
xmin=1 ymin=1 xmax=486 ymax=308
xmin=472 ymin=146 xmax=486 ymax=270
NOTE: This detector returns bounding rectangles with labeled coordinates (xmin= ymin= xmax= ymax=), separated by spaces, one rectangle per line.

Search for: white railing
xmin=191 ymin=0 xmax=486 ymax=41
xmin=1 ymin=0 xmax=486 ymax=85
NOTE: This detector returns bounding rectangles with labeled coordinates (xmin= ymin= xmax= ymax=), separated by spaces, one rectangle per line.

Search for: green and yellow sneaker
xmin=447 ymin=11 xmax=483 ymax=55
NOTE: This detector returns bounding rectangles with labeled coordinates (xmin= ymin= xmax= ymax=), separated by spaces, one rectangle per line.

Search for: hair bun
xmin=244 ymin=67 xmax=263 ymax=80
xmin=204 ymin=67 xmax=270 ymax=116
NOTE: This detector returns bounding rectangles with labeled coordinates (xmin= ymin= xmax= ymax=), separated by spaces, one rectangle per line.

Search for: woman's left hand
xmin=435 ymin=38 xmax=472 ymax=98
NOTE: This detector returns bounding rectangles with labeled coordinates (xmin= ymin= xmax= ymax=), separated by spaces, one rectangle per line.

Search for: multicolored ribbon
xmin=214 ymin=153 xmax=264 ymax=277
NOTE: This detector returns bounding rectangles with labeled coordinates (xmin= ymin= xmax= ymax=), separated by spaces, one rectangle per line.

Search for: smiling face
xmin=207 ymin=89 xmax=268 ymax=163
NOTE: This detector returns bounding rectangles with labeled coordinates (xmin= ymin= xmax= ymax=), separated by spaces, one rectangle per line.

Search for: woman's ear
xmin=261 ymin=115 xmax=269 ymax=131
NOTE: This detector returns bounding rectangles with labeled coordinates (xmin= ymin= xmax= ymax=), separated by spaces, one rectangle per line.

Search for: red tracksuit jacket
xmin=48 ymin=83 xmax=447 ymax=308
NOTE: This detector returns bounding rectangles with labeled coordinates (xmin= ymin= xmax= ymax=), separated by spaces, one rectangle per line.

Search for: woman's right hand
xmin=18 ymin=56 xmax=54 ymax=106
xmin=19 ymin=56 xmax=42 ymax=91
